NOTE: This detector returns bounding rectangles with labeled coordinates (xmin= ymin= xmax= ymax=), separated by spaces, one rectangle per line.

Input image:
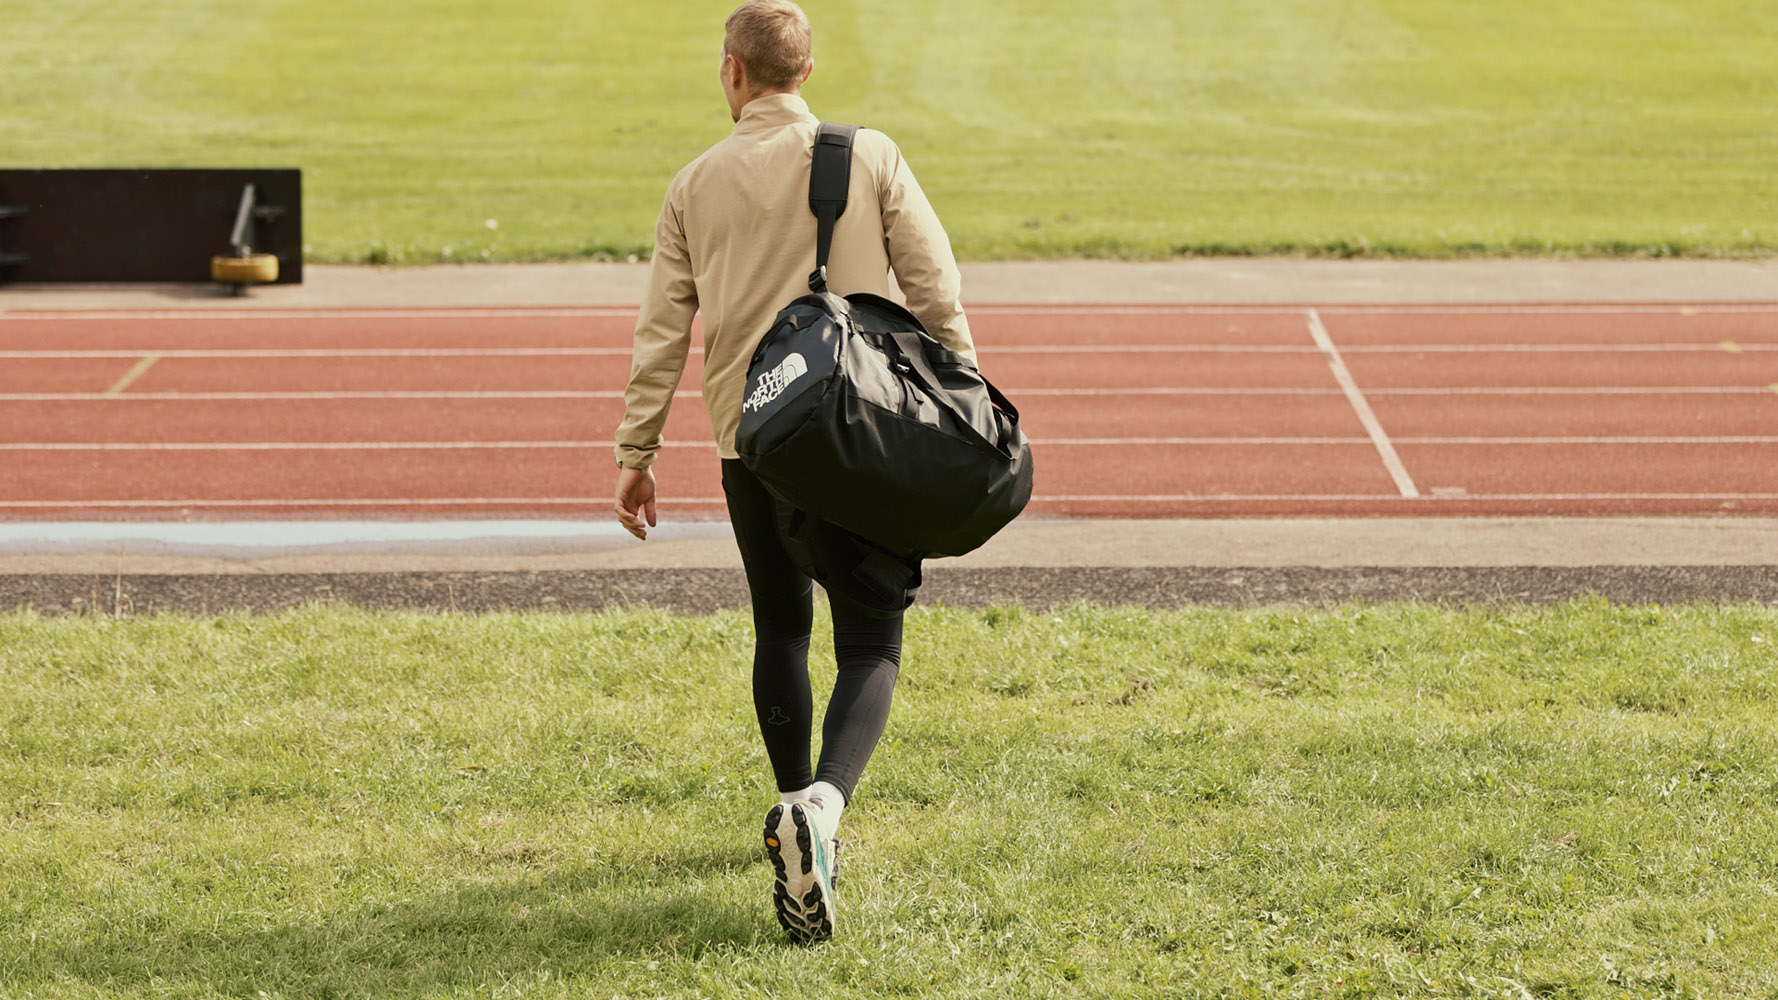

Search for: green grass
xmin=4 ymin=601 xmax=1777 ymax=998
xmin=3 ymin=1 xmax=1775 ymax=262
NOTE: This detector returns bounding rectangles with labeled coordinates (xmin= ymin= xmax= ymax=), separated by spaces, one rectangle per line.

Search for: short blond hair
xmin=724 ymin=0 xmax=812 ymax=92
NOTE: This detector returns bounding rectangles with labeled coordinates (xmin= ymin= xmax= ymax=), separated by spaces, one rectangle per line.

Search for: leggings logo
xmin=743 ymin=352 xmax=808 ymax=413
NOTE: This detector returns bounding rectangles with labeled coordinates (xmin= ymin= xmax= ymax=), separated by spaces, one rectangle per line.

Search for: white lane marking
xmin=103 ymin=355 xmax=160 ymax=395
xmin=0 ymin=519 xmax=673 ymax=547
xmin=961 ymin=305 xmax=1778 ymax=316
xmin=1369 ymin=386 xmax=1778 ymax=396
xmin=0 ymin=497 xmax=723 ymax=508
xmin=0 ymin=305 xmax=1277 ymax=320
xmin=1 ymin=347 xmax=646 ymax=358
xmin=1306 ymin=309 xmax=1419 ymax=498
xmin=0 ymin=388 xmax=1348 ymax=401
xmin=1405 ymin=492 xmax=1778 ymax=501
xmin=1034 ymin=437 xmax=1367 ymax=445
xmin=11 ymin=343 xmax=1774 ymax=359
xmin=1337 ymin=343 xmax=1778 ymax=353
xmin=965 ymin=304 xmax=1778 ymax=316
xmin=0 ymin=345 xmax=1310 ymax=358
xmin=6 ymin=304 xmax=1776 ymax=323
xmin=0 ymin=441 xmax=637 ymax=451
xmin=0 ymin=437 xmax=1371 ymax=451
xmin=0 ymin=307 xmax=641 ymax=320
xmin=1316 ymin=304 xmax=1778 ymax=316
xmin=1027 ymin=493 xmax=1778 ymax=502
xmin=1395 ymin=436 xmax=1778 ymax=445
xmin=5 ymin=492 xmax=1776 ymax=510
xmin=995 ymin=387 xmax=1345 ymax=396
xmin=0 ymin=390 xmax=648 ymax=401
xmin=1026 ymin=492 xmax=1778 ymax=502
xmin=11 ymin=435 xmax=1777 ymax=452
xmin=1042 ymin=435 xmax=1778 ymax=445
xmin=2 ymin=385 xmax=1775 ymax=403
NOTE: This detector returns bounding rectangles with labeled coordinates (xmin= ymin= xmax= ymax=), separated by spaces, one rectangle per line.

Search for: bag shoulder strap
xmin=808 ymin=121 xmax=860 ymax=293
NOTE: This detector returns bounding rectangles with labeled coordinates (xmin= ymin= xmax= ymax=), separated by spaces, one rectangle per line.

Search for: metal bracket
xmin=229 ymin=183 xmax=259 ymax=256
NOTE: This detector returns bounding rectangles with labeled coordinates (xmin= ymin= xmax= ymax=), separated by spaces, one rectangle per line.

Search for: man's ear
xmin=800 ymin=60 xmax=814 ymax=86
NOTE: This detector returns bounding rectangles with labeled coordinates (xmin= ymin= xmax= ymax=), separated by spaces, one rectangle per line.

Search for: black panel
xmin=0 ymin=168 xmax=302 ymax=283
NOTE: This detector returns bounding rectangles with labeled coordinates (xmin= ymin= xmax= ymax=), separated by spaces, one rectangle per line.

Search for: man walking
xmin=611 ymin=0 xmax=975 ymax=943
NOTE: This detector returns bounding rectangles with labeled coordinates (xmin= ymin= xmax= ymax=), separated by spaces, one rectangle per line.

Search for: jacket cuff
xmin=614 ymin=444 xmax=658 ymax=471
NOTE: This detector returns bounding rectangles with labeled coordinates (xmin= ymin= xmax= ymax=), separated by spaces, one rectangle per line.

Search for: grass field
xmin=4 ymin=601 xmax=1776 ymax=998
xmin=3 ymin=1 xmax=1775 ymax=263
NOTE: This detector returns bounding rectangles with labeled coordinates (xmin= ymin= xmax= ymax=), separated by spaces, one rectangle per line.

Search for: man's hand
xmin=614 ymin=467 xmax=657 ymax=540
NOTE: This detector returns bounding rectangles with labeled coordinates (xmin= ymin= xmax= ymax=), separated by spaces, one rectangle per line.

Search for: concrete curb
xmin=5 ymin=259 xmax=1778 ymax=310
xmin=4 ymin=519 xmax=1775 ymax=612
xmin=4 ymin=518 xmax=1777 ymax=572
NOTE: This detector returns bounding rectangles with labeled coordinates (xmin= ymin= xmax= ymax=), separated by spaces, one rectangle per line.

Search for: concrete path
xmin=5 ymin=517 xmax=1777 ymax=573
xmin=4 ymin=258 xmax=1778 ymax=310
xmin=4 ymin=518 xmax=1775 ymax=612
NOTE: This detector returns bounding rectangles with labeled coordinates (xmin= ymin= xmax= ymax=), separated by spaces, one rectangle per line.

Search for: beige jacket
xmin=614 ymin=93 xmax=974 ymax=470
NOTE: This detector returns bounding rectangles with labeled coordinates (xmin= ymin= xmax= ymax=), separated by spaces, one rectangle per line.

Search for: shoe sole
xmin=763 ymin=802 xmax=834 ymax=943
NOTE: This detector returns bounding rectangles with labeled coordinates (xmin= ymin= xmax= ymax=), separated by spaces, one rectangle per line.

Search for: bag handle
xmin=808 ymin=121 xmax=860 ymax=293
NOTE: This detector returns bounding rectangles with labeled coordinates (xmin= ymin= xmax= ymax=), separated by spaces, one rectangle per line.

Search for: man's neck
xmin=742 ymin=88 xmax=801 ymax=110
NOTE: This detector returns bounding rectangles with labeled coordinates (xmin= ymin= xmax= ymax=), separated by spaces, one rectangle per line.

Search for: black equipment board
xmin=0 ymin=168 xmax=302 ymax=283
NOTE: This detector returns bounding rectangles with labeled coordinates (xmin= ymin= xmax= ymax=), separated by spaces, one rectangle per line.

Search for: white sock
xmin=806 ymin=780 xmax=846 ymax=837
xmin=780 ymin=785 xmax=813 ymax=806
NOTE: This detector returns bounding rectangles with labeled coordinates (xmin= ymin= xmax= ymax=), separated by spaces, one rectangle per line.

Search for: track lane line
xmin=0 ymin=345 xmax=1330 ymax=358
xmin=103 ymin=355 xmax=160 ymax=395
xmin=1398 ymin=436 xmax=1778 ymax=445
xmin=10 ymin=343 xmax=1776 ymax=359
xmin=4 ymin=492 xmax=1776 ymax=511
xmin=3 ymin=382 xmax=1778 ymax=398
xmin=3 ymin=386 xmax=1774 ymax=402
xmin=1338 ymin=344 xmax=1778 ymax=353
xmin=0 ymin=437 xmax=1373 ymax=451
xmin=1305 ymin=309 xmax=1419 ymax=498
xmin=5 ymin=348 xmax=641 ymax=359
xmin=5 ymin=303 xmax=1776 ymax=322
xmin=1370 ymin=386 xmax=1778 ymax=396
xmin=0 ymin=390 xmax=646 ymax=401
xmin=10 ymin=435 xmax=1778 ymax=451
xmin=0 ymin=308 xmax=643 ymax=321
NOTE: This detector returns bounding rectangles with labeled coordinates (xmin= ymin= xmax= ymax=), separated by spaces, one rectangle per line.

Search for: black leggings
xmin=721 ymin=459 xmax=903 ymax=803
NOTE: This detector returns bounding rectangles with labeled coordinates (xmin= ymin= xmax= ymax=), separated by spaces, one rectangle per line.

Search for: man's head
xmin=720 ymin=0 xmax=813 ymax=121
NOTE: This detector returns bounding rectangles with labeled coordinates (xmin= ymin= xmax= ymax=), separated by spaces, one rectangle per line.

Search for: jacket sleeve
xmin=614 ymin=185 xmax=698 ymax=470
xmin=877 ymin=139 xmax=976 ymax=363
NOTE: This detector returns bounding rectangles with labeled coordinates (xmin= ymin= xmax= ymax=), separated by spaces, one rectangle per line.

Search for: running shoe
xmin=763 ymin=801 xmax=836 ymax=943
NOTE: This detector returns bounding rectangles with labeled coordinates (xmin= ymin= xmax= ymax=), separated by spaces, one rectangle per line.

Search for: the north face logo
xmin=743 ymin=352 xmax=809 ymax=412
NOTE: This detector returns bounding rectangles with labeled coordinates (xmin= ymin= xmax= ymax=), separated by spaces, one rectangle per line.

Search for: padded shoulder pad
xmin=809 ymin=122 xmax=860 ymax=219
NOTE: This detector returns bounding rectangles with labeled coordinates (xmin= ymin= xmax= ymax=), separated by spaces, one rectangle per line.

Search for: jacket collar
xmin=733 ymin=92 xmax=817 ymax=134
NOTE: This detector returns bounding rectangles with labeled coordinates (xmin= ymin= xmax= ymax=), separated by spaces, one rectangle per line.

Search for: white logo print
xmin=743 ymin=352 xmax=809 ymax=412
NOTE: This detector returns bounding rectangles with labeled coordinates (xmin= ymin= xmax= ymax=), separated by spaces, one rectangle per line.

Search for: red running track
xmin=1 ymin=303 xmax=1776 ymax=519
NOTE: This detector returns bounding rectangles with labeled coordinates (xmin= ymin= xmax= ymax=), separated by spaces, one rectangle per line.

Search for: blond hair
xmin=724 ymin=0 xmax=812 ymax=92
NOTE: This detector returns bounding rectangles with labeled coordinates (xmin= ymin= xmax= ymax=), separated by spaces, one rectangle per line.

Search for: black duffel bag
xmin=734 ymin=122 xmax=1034 ymax=560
